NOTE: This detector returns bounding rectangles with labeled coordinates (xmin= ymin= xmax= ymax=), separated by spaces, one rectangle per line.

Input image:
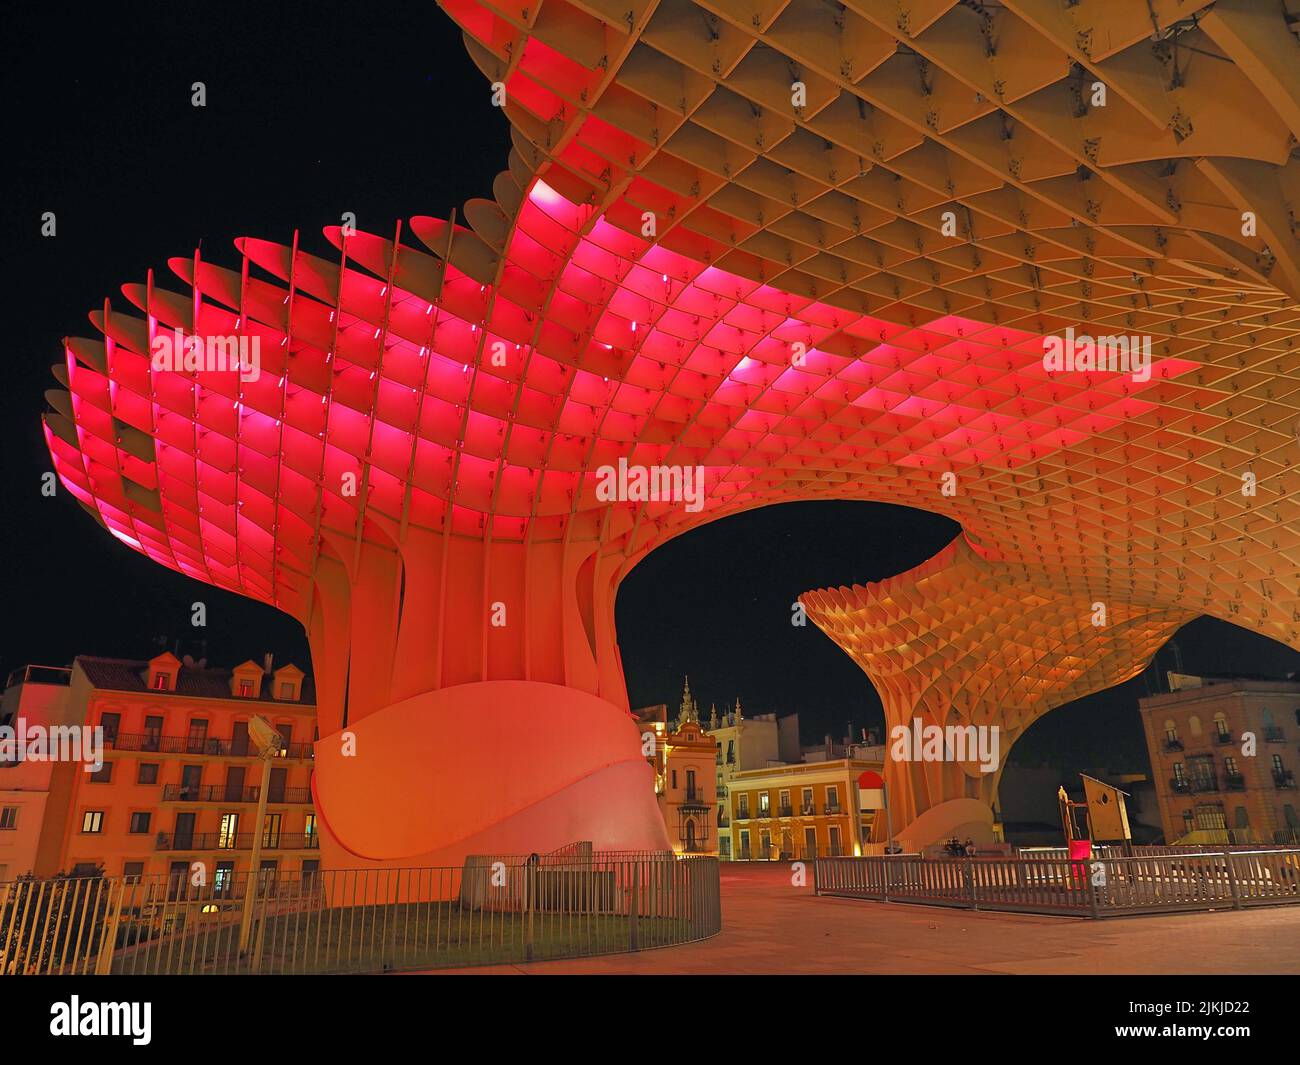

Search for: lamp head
xmin=248 ymin=715 xmax=283 ymax=757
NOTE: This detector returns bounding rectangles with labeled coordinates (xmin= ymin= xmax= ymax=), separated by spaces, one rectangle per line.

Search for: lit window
xmin=153 ymin=673 xmax=171 ymax=691
xmin=238 ymin=679 xmax=255 ymax=697
xmin=0 ymin=807 xmax=17 ymax=831
xmin=81 ymin=811 xmax=104 ymax=834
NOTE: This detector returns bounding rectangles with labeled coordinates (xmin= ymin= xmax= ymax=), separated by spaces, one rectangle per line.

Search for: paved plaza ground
xmin=430 ymin=862 xmax=1300 ymax=975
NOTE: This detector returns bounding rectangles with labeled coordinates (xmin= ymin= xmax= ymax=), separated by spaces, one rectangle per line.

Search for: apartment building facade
xmin=2 ymin=651 xmax=319 ymax=889
xmin=1139 ymin=675 xmax=1300 ymax=845
xmin=728 ymin=756 xmax=882 ymax=860
xmin=0 ymin=665 xmax=77 ymax=882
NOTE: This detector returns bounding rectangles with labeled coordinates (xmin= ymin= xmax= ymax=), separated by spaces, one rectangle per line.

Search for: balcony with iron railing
xmin=1274 ymin=769 xmax=1296 ymax=789
xmin=106 ymin=732 xmax=314 ymax=760
xmin=1163 ymin=737 xmax=1184 ymax=752
xmin=1214 ymin=731 xmax=1234 ymax=746
xmin=823 ymin=802 xmax=842 ymax=814
xmin=1264 ymin=727 xmax=1286 ymax=743
xmin=154 ymin=832 xmax=319 ymax=851
xmin=777 ymin=804 xmax=794 ymax=818
xmin=1225 ymin=773 xmax=1246 ymax=791
xmin=1170 ymin=777 xmax=1190 ymax=793
xmin=161 ymin=784 xmax=313 ymax=804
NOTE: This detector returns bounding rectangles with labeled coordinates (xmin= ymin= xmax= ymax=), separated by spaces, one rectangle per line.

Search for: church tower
xmin=677 ymin=676 xmax=700 ymax=729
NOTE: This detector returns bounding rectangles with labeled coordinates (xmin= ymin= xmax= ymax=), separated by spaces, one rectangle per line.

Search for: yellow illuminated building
xmin=634 ymin=682 xmax=719 ymax=854
xmin=729 ymin=756 xmax=882 ymax=861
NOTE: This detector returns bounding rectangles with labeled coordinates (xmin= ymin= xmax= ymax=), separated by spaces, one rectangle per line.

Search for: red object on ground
xmin=1068 ymin=838 xmax=1092 ymax=885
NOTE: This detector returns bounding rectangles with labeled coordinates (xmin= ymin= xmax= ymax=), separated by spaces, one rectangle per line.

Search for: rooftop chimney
xmin=263 ymin=652 xmax=274 ymax=674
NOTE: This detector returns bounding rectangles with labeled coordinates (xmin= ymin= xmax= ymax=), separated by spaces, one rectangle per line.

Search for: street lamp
xmin=239 ymin=715 xmax=284 ymax=954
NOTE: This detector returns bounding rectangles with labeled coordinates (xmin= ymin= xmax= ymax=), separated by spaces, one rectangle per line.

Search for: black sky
xmin=6 ymin=0 xmax=1297 ymax=794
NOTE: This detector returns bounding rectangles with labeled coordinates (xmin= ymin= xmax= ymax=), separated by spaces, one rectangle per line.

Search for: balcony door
xmin=180 ymin=764 xmax=202 ymax=800
xmin=267 ymin=766 xmax=287 ymax=803
xmin=224 ymin=766 xmax=246 ymax=803
xmin=173 ymin=812 xmax=195 ymax=850
xmin=167 ymin=860 xmax=190 ymax=901
xmin=218 ymin=812 xmax=239 ymax=850
xmin=1188 ymin=755 xmax=1216 ymax=792
xmin=230 ymin=721 xmax=250 ymax=757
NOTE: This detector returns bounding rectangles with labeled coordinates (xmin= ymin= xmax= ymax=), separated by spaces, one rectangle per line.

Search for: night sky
xmin=7 ymin=1 xmax=1297 ymax=799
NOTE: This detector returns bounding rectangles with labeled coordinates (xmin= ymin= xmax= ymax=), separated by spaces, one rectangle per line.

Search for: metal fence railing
xmin=1014 ymin=841 xmax=1297 ymax=860
xmin=0 ymin=853 xmax=721 ymax=975
xmin=813 ymin=849 xmax=1300 ymax=917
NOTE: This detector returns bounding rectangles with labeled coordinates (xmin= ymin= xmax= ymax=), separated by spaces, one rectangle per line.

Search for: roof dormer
xmin=231 ymin=659 xmax=264 ymax=699
xmin=146 ymin=651 xmax=181 ymax=692
xmin=272 ymin=663 xmax=304 ymax=702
